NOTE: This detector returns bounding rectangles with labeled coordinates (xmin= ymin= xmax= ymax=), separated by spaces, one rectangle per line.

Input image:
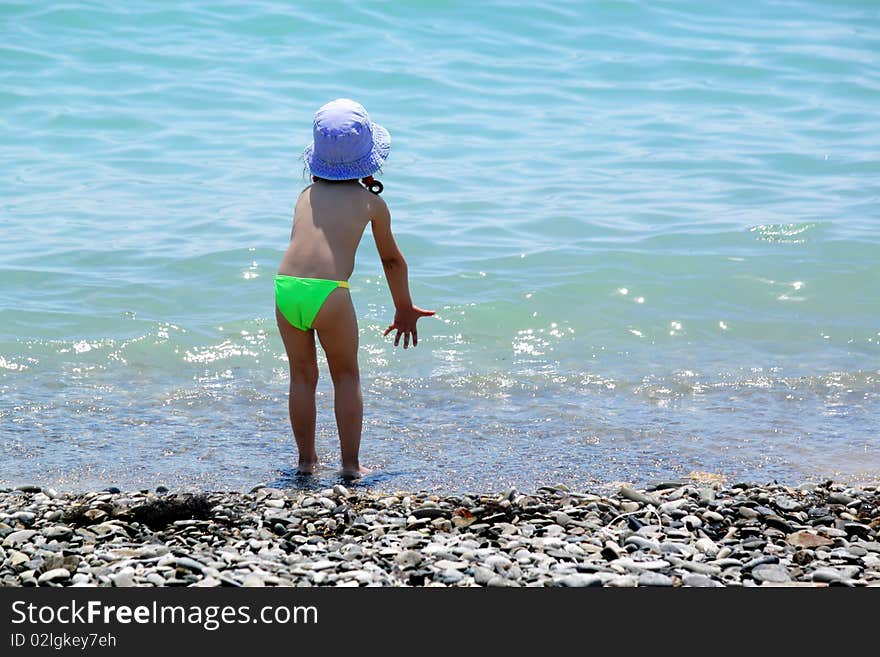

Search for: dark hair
xmin=311 ymin=175 xmax=383 ymax=195
xmin=311 ymin=176 xmax=356 ymax=183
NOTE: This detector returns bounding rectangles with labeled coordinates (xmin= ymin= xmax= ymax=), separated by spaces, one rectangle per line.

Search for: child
xmin=275 ymin=98 xmax=434 ymax=479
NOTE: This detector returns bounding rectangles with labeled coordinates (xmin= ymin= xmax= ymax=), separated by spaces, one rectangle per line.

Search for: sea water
xmin=1 ymin=1 xmax=878 ymax=492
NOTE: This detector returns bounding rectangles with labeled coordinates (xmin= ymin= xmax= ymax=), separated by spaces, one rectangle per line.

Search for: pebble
xmin=619 ymin=487 xmax=659 ymax=506
xmin=811 ymin=567 xmax=845 ymax=583
xmin=42 ymin=526 xmax=73 ymax=540
xmin=638 ymin=572 xmax=674 ymax=587
xmin=625 ymin=536 xmax=661 ymax=552
xmin=560 ymin=574 xmax=602 ymax=587
xmin=608 ymin=575 xmax=638 ymax=587
xmin=752 ymin=564 xmax=791 ymax=584
xmin=394 ymin=551 xmax=422 ymax=569
xmin=110 ymin=568 xmax=135 ymax=587
xmin=786 ymin=530 xmax=833 ymax=549
xmin=683 ymin=573 xmax=721 ymax=587
xmin=473 ymin=566 xmax=495 ymax=585
xmin=682 ymin=515 xmax=703 ymax=530
xmin=695 ymin=537 xmax=719 ymax=557
xmin=742 ymin=555 xmax=779 ymax=572
xmin=3 ymin=530 xmax=37 ymax=547
xmin=38 ymin=568 xmax=72 ymax=584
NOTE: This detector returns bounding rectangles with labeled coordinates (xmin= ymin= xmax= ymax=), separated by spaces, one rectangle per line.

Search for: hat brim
xmin=302 ymin=122 xmax=391 ymax=180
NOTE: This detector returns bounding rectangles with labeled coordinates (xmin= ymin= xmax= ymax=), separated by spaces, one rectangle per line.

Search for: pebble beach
xmin=2 ymin=480 xmax=878 ymax=588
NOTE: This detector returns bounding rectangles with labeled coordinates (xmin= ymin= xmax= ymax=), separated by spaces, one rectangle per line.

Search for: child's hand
xmin=383 ymin=305 xmax=435 ymax=348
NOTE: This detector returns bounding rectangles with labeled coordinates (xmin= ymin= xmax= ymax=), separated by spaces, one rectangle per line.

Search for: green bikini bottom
xmin=274 ymin=274 xmax=350 ymax=331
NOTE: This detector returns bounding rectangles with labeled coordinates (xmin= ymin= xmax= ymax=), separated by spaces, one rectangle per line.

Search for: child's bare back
xmin=278 ymin=180 xmax=378 ymax=282
xmin=274 ymin=99 xmax=433 ymax=479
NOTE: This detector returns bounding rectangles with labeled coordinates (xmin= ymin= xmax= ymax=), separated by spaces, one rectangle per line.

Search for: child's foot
xmin=340 ymin=465 xmax=371 ymax=480
xmin=296 ymin=462 xmax=318 ymax=475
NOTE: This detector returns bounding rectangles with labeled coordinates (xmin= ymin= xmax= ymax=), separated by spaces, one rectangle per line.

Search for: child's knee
xmin=292 ymin=362 xmax=319 ymax=387
xmin=329 ymin=365 xmax=359 ymax=386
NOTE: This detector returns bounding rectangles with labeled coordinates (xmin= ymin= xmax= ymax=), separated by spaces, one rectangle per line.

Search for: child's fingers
xmin=394 ymin=329 xmax=402 ymax=346
xmin=383 ymin=325 xmax=394 ymax=337
xmin=413 ymin=329 xmax=418 ymax=347
xmin=404 ymin=332 xmax=410 ymax=349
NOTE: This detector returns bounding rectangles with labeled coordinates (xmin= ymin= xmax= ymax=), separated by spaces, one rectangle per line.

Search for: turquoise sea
xmin=1 ymin=1 xmax=878 ymax=492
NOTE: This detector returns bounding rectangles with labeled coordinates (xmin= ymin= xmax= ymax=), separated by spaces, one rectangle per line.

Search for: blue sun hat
xmin=303 ymin=98 xmax=391 ymax=180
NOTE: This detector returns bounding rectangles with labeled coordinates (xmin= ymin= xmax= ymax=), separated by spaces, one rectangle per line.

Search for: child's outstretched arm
xmin=370 ymin=200 xmax=434 ymax=348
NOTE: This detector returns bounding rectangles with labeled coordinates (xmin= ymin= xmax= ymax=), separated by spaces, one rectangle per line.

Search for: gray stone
xmin=146 ymin=572 xmax=166 ymax=586
xmin=659 ymin=499 xmax=687 ymax=514
xmin=560 ymin=573 xmax=602 ymax=587
xmin=695 ymin=538 xmax=719 ymax=557
xmin=763 ymin=515 xmax=793 ymax=533
xmin=112 ymin=568 xmax=136 ymax=587
xmin=638 ymin=572 xmax=674 ymax=587
xmin=2 ymin=530 xmax=37 ymax=547
xmin=625 ymin=536 xmax=661 ymax=552
xmin=7 ymin=550 xmax=29 ymax=567
xmin=191 ymin=577 xmax=221 ymax=587
xmin=660 ymin=542 xmax=690 ymax=556
xmin=473 ymin=566 xmax=495 ymax=585
xmin=742 ymin=555 xmax=778 ymax=572
xmin=673 ymin=558 xmax=721 ymax=576
xmin=13 ymin=511 xmax=36 ymax=525
xmin=682 ymin=515 xmax=703 ymax=530
xmin=810 ymin=568 xmax=843 ymax=583
xmin=394 ymin=550 xmax=422 ymax=569
xmin=42 ymin=526 xmax=73 ymax=541
xmin=619 ymin=487 xmax=659 ymax=506
xmin=751 ymin=564 xmax=791 ymax=584
xmin=774 ymin=496 xmax=802 ymax=512
xmin=607 ymin=575 xmax=638 ymax=587
xmin=37 ymin=568 xmax=72 ymax=584
xmin=683 ymin=573 xmax=721 ymax=587
xmin=172 ymin=557 xmax=207 ymax=573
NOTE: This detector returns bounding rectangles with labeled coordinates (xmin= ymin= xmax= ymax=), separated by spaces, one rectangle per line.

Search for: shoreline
xmin=1 ymin=481 xmax=877 ymax=587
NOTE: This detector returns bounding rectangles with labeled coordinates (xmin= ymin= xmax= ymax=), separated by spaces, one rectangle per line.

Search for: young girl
xmin=275 ymin=98 xmax=434 ymax=479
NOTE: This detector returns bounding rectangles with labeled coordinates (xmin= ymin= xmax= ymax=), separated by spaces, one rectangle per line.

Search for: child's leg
xmin=275 ymin=306 xmax=319 ymax=473
xmin=312 ymin=289 xmax=367 ymax=478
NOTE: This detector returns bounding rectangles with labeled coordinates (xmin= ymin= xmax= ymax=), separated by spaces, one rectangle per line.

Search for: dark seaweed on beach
xmin=128 ymin=494 xmax=213 ymax=530
xmin=60 ymin=505 xmax=97 ymax=527
xmin=61 ymin=501 xmax=126 ymax=527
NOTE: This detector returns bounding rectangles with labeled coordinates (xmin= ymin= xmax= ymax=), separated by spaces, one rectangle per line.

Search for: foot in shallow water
xmin=340 ymin=465 xmax=371 ymax=480
xmin=296 ymin=462 xmax=319 ymax=476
